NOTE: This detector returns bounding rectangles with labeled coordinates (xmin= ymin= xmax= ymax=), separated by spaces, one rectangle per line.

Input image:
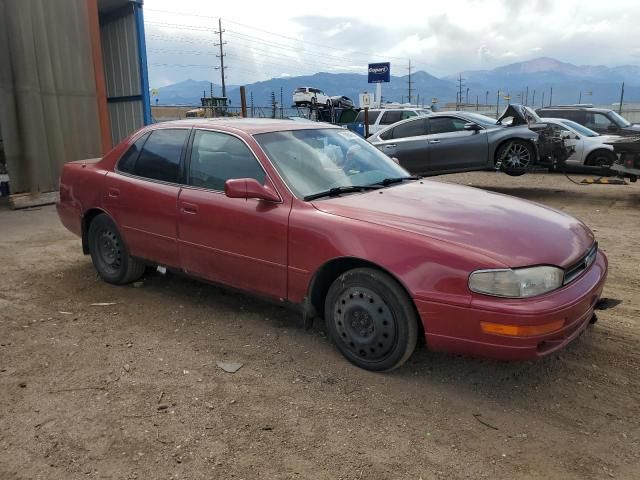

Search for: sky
xmin=144 ymin=0 xmax=640 ymax=88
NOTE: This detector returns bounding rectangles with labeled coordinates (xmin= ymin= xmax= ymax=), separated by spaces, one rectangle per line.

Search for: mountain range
xmin=154 ymin=57 xmax=640 ymax=108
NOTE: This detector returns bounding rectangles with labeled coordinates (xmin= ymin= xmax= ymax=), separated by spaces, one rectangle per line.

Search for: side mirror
xmin=463 ymin=122 xmax=481 ymax=131
xmin=391 ymin=157 xmax=400 ymax=164
xmin=224 ymin=178 xmax=280 ymax=202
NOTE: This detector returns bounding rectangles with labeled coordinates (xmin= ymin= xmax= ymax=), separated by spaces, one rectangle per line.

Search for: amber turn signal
xmin=480 ymin=319 xmax=565 ymax=337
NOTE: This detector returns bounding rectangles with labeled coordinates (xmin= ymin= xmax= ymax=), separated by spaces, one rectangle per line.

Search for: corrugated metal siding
xmin=0 ymin=0 xmax=102 ymax=193
xmin=101 ymin=13 xmax=140 ymax=99
xmin=107 ymin=100 xmax=143 ymax=146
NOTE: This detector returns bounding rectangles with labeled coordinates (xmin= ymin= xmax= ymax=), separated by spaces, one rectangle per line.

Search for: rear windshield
xmin=294 ymin=88 xmax=307 ymax=93
xmin=354 ymin=110 xmax=382 ymax=125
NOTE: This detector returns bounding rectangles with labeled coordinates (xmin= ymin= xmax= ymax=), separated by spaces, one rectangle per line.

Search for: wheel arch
xmin=492 ymin=136 xmax=538 ymax=166
xmin=305 ymin=257 xmax=422 ymax=334
xmin=81 ymin=208 xmax=110 ymax=254
xmin=585 ymin=147 xmax=615 ymax=166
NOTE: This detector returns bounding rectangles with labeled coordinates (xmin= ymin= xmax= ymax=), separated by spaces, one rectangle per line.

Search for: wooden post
xmin=364 ymin=107 xmax=369 ymax=138
xmin=240 ymin=86 xmax=247 ymax=118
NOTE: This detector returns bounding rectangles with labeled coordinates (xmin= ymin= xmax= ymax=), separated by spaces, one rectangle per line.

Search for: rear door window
xmin=133 ymin=129 xmax=189 ymax=183
xmin=117 ymin=133 xmax=149 ymax=174
xmin=188 ymin=130 xmax=266 ymax=191
xmin=391 ymin=118 xmax=428 ymax=139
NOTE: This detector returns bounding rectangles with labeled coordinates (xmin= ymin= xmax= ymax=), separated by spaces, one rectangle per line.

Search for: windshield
xmin=460 ymin=112 xmax=498 ymax=126
xmin=556 ymin=119 xmax=599 ymax=137
xmin=609 ymin=111 xmax=632 ymax=128
xmin=254 ymin=128 xmax=410 ymax=199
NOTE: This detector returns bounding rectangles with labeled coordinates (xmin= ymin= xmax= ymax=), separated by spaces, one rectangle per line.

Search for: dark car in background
xmin=536 ymin=106 xmax=640 ymax=136
xmin=368 ymin=107 xmax=540 ymax=176
xmin=330 ymin=95 xmax=354 ymax=108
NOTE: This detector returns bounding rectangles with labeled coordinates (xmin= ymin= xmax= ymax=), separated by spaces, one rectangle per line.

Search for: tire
xmin=87 ymin=213 xmax=145 ymax=285
xmin=585 ymin=149 xmax=616 ymax=167
xmin=496 ymin=139 xmax=534 ymax=176
xmin=324 ymin=268 xmax=419 ymax=371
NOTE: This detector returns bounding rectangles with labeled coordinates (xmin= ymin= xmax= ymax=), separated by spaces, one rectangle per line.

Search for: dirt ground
xmin=1 ymin=171 xmax=639 ymax=480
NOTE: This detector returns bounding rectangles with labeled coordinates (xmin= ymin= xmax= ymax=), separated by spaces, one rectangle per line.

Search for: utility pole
xmin=407 ymin=59 xmax=414 ymax=104
xmin=549 ymin=87 xmax=553 ymax=106
xmin=214 ymin=18 xmax=227 ymax=99
xmin=495 ymin=90 xmax=500 ymax=118
xmin=457 ymin=73 xmax=465 ymax=109
xmin=578 ymin=91 xmax=582 ymax=104
xmin=525 ymin=86 xmax=529 ymax=106
xmin=485 ymin=90 xmax=489 ymax=106
xmin=619 ymin=82 xmax=625 ymax=114
xmin=466 ymin=87 xmax=469 ymax=104
xmin=541 ymin=91 xmax=545 ymax=108
xmin=280 ymin=87 xmax=283 ymax=119
xmin=532 ymin=90 xmax=536 ymax=106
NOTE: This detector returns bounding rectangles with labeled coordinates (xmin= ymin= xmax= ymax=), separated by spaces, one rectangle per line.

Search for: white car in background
xmin=293 ymin=87 xmax=331 ymax=107
xmin=542 ymin=118 xmax=621 ymax=167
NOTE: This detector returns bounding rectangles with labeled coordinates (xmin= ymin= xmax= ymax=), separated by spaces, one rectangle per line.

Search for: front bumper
xmin=415 ymin=250 xmax=608 ymax=361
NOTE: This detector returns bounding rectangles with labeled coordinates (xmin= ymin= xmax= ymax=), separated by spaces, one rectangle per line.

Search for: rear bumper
xmin=416 ymin=251 xmax=608 ymax=361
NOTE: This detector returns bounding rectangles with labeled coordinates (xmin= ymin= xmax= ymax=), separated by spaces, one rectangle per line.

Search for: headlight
xmin=469 ymin=266 xmax=564 ymax=298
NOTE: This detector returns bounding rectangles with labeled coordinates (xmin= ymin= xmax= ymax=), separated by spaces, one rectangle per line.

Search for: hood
xmin=497 ymin=103 xmax=542 ymax=126
xmin=312 ymin=181 xmax=594 ymax=268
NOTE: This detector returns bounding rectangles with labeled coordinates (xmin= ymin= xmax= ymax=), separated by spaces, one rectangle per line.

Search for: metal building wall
xmin=0 ymin=0 xmax=103 ymax=194
xmin=100 ymin=1 xmax=151 ymax=145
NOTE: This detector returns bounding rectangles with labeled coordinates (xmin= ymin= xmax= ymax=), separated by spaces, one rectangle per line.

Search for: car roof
xmin=539 ymin=106 xmax=611 ymax=113
xmin=151 ymin=118 xmax=340 ymax=135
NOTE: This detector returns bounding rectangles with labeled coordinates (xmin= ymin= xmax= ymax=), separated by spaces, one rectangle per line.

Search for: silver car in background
xmin=368 ymin=108 xmax=540 ymax=176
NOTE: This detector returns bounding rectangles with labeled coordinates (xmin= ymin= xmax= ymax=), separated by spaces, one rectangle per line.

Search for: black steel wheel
xmin=496 ymin=140 xmax=534 ymax=176
xmin=325 ymin=268 xmax=418 ymax=371
xmin=585 ymin=149 xmax=616 ymax=167
xmin=88 ymin=214 xmax=145 ymax=285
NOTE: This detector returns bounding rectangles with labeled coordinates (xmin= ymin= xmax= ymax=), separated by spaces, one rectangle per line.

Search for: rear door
xmin=425 ymin=116 xmax=489 ymax=171
xmin=104 ymin=128 xmax=190 ymax=267
xmin=177 ymin=129 xmax=290 ymax=299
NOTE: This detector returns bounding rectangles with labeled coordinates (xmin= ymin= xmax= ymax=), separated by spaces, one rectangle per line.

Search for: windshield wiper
xmin=371 ymin=176 xmax=421 ymax=187
xmin=303 ymin=185 xmax=381 ymax=201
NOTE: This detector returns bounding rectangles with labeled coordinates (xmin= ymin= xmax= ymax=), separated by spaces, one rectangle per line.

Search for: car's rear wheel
xmin=585 ymin=149 xmax=616 ymax=167
xmin=324 ymin=268 xmax=418 ymax=371
xmin=88 ymin=214 xmax=145 ymax=285
xmin=496 ymin=140 xmax=534 ymax=176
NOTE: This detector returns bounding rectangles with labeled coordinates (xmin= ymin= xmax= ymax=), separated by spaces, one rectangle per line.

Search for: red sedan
xmin=57 ymin=119 xmax=608 ymax=371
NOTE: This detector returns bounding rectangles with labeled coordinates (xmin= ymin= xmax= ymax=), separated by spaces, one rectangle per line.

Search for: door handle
xmin=181 ymin=203 xmax=198 ymax=214
xmin=383 ymin=144 xmax=397 ymax=148
xmin=107 ymin=188 xmax=120 ymax=198
xmin=428 ymin=140 xmax=441 ymax=144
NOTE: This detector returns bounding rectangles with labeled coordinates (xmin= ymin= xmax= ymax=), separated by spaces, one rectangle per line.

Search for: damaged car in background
xmin=368 ymin=104 xmax=574 ymax=176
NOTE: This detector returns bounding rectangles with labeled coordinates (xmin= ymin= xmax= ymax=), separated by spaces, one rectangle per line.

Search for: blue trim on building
xmin=134 ymin=3 xmax=152 ymax=125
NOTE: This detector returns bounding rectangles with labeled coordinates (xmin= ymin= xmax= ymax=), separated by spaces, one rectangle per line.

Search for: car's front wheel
xmin=496 ymin=140 xmax=534 ymax=176
xmin=585 ymin=149 xmax=616 ymax=168
xmin=88 ymin=214 xmax=145 ymax=285
xmin=324 ymin=268 xmax=419 ymax=371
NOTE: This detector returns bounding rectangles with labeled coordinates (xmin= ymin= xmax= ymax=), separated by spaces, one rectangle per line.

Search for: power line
xmin=145 ymin=9 xmax=424 ymax=65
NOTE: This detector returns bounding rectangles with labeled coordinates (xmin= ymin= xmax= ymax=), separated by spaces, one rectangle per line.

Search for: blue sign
xmin=368 ymin=62 xmax=390 ymax=83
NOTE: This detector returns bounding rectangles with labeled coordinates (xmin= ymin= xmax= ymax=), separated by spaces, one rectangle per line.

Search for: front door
xmin=177 ymin=129 xmax=290 ymax=300
xmin=426 ymin=116 xmax=489 ymax=172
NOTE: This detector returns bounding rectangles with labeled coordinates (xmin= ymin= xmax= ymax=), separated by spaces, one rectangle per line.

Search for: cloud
xmin=143 ymin=0 xmax=640 ymax=86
